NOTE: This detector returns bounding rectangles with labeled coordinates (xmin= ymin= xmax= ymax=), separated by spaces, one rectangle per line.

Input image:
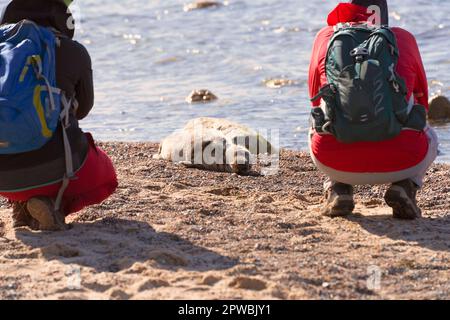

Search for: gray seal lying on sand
xmin=154 ymin=118 xmax=277 ymax=174
xmin=428 ymin=95 xmax=450 ymax=122
xmin=182 ymin=117 xmax=276 ymax=155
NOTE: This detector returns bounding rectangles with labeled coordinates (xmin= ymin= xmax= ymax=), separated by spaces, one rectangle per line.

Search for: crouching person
xmin=0 ymin=0 xmax=118 ymax=231
xmin=308 ymin=0 xmax=438 ymax=220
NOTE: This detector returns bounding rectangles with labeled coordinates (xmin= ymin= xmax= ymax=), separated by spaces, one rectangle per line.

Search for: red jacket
xmin=308 ymin=3 xmax=429 ymax=173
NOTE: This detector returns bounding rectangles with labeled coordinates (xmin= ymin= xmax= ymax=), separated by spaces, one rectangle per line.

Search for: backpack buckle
xmin=310 ymin=84 xmax=336 ymax=102
xmin=392 ymin=81 xmax=400 ymax=93
xmin=350 ymin=47 xmax=369 ymax=63
xmin=350 ymin=47 xmax=369 ymax=56
xmin=311 ymin=107 xmax=332 ymax=134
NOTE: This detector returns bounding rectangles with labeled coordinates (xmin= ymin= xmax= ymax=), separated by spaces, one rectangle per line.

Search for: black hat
xmin=1 ymin=0 xmax=75 ymax=38
xmin=351 ymin=0 xmax=389 ymax=25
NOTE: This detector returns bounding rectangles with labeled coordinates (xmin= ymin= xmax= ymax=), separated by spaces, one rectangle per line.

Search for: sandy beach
xmin=0 ymin=142 xmax=449 ymax=300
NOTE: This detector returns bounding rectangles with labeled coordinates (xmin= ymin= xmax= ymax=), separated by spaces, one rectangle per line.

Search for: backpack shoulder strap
xmin=369 ymin=26 xmax=399 ymax=55
xmin=54 ymin=94 xmax=75 ymax=211
xmin=48 ymin=27 xmax=69 ymax=47
xmin=327 ymin=23 xmax=373 ymax=51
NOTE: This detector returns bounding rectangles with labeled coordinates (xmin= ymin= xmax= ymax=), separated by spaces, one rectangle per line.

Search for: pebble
xmin=264 ymin=78 xmax=297 ymax=89
xmin=184 ymin=2 xmax=223 ymax=12
xmin=186 ymin=89 xmax=218 ymax=103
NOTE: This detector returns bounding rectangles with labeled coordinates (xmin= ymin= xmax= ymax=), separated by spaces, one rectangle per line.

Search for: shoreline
xmin=93 ymin=140 xmax=450 ymax=165
xmin=0 ymin=142 xmax=449 ymax=299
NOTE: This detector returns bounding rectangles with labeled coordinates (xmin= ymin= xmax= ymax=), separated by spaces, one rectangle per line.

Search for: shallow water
xmin=1 ymin=0 xmax=450 ymax=161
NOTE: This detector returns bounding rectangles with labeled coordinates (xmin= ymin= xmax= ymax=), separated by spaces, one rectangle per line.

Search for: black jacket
xmin=0 ymin=0 xmax=93 ymax=191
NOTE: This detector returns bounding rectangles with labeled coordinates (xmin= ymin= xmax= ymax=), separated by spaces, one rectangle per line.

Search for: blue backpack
xmin=0 ymin=20 xmax=75 ymax=210
xmin=0 ymin=19 xmax=62 ymax=154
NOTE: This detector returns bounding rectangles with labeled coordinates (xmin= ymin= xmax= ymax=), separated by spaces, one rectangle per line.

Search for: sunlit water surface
xmin=1 ymin=0 xmax=449 ymax=161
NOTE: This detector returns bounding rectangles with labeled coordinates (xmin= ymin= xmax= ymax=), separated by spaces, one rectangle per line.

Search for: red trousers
xmin=0 ymin=134 xmax=118 ymax=216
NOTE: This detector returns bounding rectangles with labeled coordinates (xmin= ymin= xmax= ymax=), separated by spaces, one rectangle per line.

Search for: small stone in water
xmin=186 ymin=89 xmax=218 ymax=103
xmin=264 ymin=78 xmax=297 ymax=89
xmin=184 ymin=1 xmax=222 ymax=12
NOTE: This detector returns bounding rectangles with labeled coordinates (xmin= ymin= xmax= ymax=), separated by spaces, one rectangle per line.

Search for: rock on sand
xmin=428 ymin=95 xmax=450 ymax=122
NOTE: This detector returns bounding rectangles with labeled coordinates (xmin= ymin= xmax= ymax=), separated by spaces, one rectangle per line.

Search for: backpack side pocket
xmin=403 ymin=104 xmax=426 ymax=132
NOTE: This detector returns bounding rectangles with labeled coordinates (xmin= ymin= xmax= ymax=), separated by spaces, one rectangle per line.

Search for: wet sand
xmin=0 ymin=142 xmax=449 ymax=299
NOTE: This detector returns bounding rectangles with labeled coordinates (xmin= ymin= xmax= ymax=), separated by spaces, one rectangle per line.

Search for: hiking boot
xmin=26 ymin=197 xmax=69 ymax=231
xmin=384 ymin=179 xmax=422 ymax=220
xmin=321 ymin=183 xmax=355 ymax=217
xmin=11 ymin=202 xmax=39 ymax=229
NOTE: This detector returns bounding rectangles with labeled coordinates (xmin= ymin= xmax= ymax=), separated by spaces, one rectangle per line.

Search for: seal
xmin=154 ymin=118 xmax=276 ymax=174
xmin=183 ymin=117 xmax=276 ymax=154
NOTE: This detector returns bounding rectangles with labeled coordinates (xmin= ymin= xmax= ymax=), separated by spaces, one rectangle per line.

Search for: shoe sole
xmin=26 ymin=198 xmax=68 ymax=231
xmin=321 ymin=195 xmax=355 ymax=217
xmin=12 ymin=220 xmax=29 ymax=228
xmin=384 ymin=186 xmax=421 ymax=220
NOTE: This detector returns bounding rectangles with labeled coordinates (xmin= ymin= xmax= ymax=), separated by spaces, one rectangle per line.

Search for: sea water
xmin=1 ymin=0 xmax=449 ymax=161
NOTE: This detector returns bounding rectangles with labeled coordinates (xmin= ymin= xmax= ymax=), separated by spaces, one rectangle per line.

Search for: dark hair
xmin=1 ymin=0 xmax=75 ymax=38
xmin=351 ymin=0 xmax=389 ymax=25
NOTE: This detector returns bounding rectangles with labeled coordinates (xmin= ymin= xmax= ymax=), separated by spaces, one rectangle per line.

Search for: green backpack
xmin=310 ymin=23 xmax=417 ymax=143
